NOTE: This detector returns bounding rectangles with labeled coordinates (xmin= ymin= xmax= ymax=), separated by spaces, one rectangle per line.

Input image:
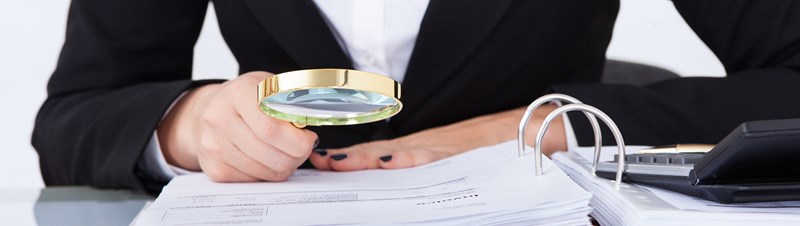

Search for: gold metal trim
xmin=257 ymin=69 xmax=402 ymax=126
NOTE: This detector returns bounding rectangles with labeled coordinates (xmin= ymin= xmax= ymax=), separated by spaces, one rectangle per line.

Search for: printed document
xmin=551 ymin=146 xmax=800 ymax=226
xmin=133 ymin=141 xmax=591 ymax=225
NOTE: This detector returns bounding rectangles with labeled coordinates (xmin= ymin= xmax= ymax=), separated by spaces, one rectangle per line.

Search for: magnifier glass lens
xmin=264 ymin=87 xmax=395 ymax=116
xmin=260 ymin=88 xmax=400 ymax=125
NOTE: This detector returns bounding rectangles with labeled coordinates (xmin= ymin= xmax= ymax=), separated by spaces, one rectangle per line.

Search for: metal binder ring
xmin=534 ymin=103 xmax=627 ymax=185
xmin=517 ymin=94 xmax=603 ymax=171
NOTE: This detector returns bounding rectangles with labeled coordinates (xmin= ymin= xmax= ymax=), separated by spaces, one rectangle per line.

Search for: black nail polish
xmin=379 ymin=155 xmax=393 ymax=162
xmin=331 ymin=153 xmax=348 ymax=161
xmin=313 ymin=138 xmax=320 ymax=150
xmin=314 ymin=149 xmax=327 ymax=157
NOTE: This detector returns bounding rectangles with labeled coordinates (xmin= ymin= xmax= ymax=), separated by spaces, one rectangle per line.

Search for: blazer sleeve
xmin=551 ymin=0 xmax=800 ymax=146
xmin=32 ymin=0 xmax=218 ymax=193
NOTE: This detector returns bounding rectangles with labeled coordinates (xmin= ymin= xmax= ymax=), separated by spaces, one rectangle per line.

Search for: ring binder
xmin=519 ymin=94 xmax=627 ymax=185
xmin=517 ymin=94 xmax=602 ymax=170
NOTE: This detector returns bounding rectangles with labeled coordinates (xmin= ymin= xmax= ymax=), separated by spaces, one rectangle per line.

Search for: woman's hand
xmin=157 ymin=71 xmax=319 ymax=182
xmin=310 ymin=104 xmax=567 ymax=171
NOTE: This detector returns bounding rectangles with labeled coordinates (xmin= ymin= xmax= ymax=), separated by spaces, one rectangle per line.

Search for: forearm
xmin=396 ymin=104 xmax=567 ymax=156
xmin=35 ymin=0 xmax=213 ymax=191
xmin=552 ymin=72 xmax=800 ymax=147
xmin=33 ymin=80 xmax=196 ymax=190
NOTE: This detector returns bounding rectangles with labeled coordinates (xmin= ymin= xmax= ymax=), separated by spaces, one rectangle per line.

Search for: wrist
xmin=158 ymin=84 xmax=220 ymax=171
xmin=395 ymin=111 xmax=520 ymax=155
xmin=517 ymin=104 xmax=567 ymax=156
xmin=490 ymin=105 xmax=566 ymax=155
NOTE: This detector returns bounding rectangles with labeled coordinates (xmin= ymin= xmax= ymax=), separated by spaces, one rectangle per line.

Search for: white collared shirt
xmin=313 ymin=0 xmax=429 ymax=83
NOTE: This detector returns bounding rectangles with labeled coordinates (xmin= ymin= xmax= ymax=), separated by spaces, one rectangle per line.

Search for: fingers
xmin=227 ymin=115 xmax=306 ymax=175
xmin=308 ymin=149 xmax=332 ymax=171
xmin=377 ymin=149 xmax=449 ymax=169
xmin=196 ymin=71 xmax=317 ymax=182
xmin=197 ymin=144 xmax=260 ymax=183
xmin=232 ymin=71 xmax=319 ymax=158
xmin=309 ymin=144 xmax=393 ymax=171
xmin=309 ymin=141 xmax=450 ymax=171
xmin=199 ymin=115 xmax=300 ymax=182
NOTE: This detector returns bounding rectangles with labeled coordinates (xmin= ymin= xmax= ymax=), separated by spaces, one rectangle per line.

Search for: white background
xmin=0 ymin=0 xmax=724 ymax=189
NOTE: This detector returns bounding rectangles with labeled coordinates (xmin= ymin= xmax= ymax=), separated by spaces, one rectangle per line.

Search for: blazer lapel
xmin=394 ymin=0 xmax=514 ymax=124
xmin=242 ymin=0 xmax=352 ymax=69
xmin=243 ymin=0 xmax=513 ymax=135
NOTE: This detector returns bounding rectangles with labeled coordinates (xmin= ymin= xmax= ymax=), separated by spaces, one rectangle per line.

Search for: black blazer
xmin=33 ymin=0 xmax=800 ymax=194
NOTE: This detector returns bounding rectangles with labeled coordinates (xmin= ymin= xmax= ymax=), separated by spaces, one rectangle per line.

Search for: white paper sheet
xmin=133 ymin=141 xmax=591 ymax=226
xmin=552 ymin=146 xmax=800 ymax=226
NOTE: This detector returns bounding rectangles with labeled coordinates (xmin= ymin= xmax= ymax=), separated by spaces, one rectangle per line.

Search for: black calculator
xmin=595 ymin=118 xmax=800 ymax=203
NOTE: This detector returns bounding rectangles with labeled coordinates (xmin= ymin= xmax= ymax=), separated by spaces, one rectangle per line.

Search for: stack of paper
xmin=133 ymin=141 xmax=592 ymax=225
xmin=551 ymin=147 xmax=800 ymax=226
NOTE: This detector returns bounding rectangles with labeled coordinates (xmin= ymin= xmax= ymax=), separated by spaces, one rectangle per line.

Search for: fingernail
xmin=379 ymin=155 xmax=393 ymax=162
xmin=330 ymin=153 xmax=348 ymax=161
xmin=314 ymin=149 xmax=327 ymax=157
xmin=313 ymin=138 xmax=320 ymax=150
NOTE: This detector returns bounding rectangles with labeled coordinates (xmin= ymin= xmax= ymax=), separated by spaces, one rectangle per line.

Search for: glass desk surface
xmin=0 ymin=186 xmax=152 ymax=226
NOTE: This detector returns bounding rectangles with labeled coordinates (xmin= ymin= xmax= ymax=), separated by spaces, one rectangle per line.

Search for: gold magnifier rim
xmin=257 ymin=69 xmax=402 ymax=126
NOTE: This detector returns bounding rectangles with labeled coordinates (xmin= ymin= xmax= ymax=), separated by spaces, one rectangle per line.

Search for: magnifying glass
xmin=257 ymin=69 xmax=402 ymax=128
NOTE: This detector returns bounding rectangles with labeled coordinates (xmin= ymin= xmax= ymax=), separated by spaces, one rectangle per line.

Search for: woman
xmin=33 ymin=0 xmax=800 ymax=194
